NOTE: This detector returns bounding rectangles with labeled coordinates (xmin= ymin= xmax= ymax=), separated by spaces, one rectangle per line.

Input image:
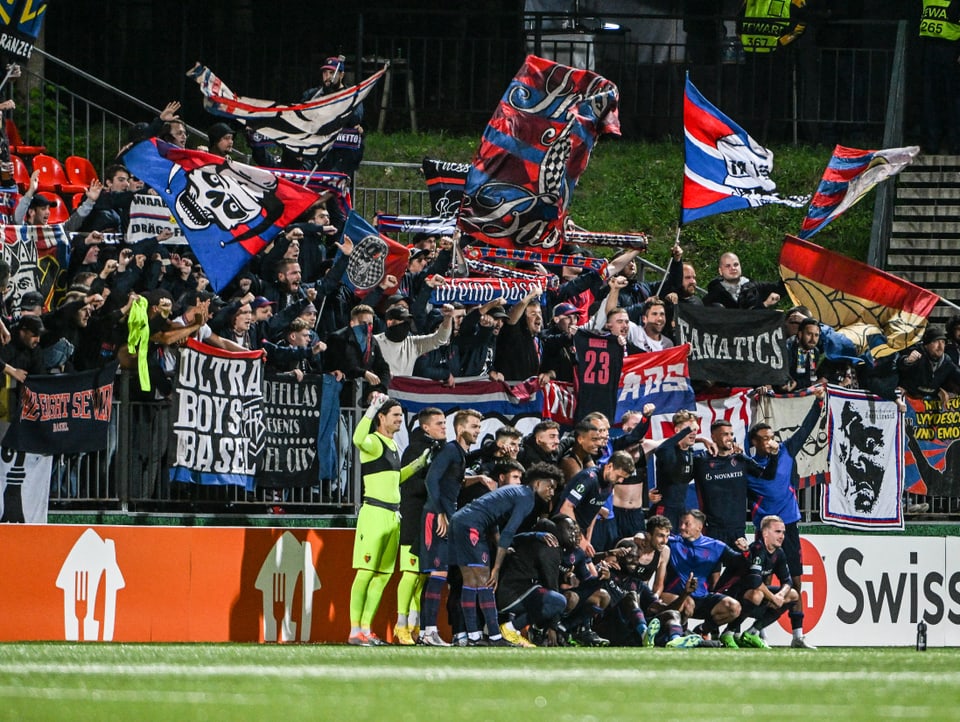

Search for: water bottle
xmin=916 ymin=620 xmax=927 ymax=651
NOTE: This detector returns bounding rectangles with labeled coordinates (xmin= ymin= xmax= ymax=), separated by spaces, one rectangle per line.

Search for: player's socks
xmin=421 ymin=575 xmax=446 ymax=627
xmin=756 ymin=604 xmax=789 ymax=631
xmin=396 ymin=613 xmax=408 ymax=628
xmin=477 ymin=587 xmax=500 ymax=638
xmin=629 ymin=608 xmax=647 ymax=638
xmin=792 ymin=627 xmax=805 ymax=641
xmin=461 ymin=586 xmax=479 ymax=636
xmin=349 ymin=570 xmax=375 ymax=628
xmin=667 ymin=620 xmax=684 ymax=639
xmin=408 ymin=610 xmax=420 ymax=632
xmin=789 ymin=609 xmax=804 ymax=635
xmin=396 ymin=570 xmax=419 ymax=621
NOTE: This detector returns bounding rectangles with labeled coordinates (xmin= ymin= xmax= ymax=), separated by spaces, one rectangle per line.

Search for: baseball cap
xmin=385 ymin=304 xmax=412 ymax=321
xmin=553 ymin=302 xmax=579 ymax=317
xmin=251 ymin=296 xmax=276 ymax=310
xmin=322 ymin=56 xmax=345 ymax=73
xmin=29 ymin=195 xmax=53 ymax=209
xmin=19 ymin=291 xmax=44 ymax=310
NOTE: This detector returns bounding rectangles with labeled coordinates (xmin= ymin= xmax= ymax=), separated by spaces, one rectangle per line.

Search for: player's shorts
xmin=420 ymin=510 xmax=451 ymax=573
xmin=352 ymin=502 xmax=400 ymax=573
xmin=399 ymin=544 xmax=421 ymax=573
xmin=614 ymin=506 xmax=649 ymax=539
xmin=705 ymin=525 xmax=747 ymax=550
xmin=450 ymin=516 xmax=491 ymax=568
xmin=690 ymin=592 xmax=730 ymax=620
xmin=781 ymin=522 xmax=803 ymax=579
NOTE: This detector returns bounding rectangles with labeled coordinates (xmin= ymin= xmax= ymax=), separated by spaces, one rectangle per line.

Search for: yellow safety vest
xmin=739 ymin=0 xmax=807 ymax=53
xmin=920 ymin=0 xmax=960 ymax=41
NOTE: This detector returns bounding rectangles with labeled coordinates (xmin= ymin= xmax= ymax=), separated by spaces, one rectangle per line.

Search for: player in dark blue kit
xmin=747 ymin=384 xmax=825 ymax=649
xmin=557 ymin=451 xmax=635 ymax=556
xmin=450 ymin=462 xmax=561 ymax=645
xmin=660 ymin=509 xmax=743 ymax=641
xmin=554 ymin=514 xmax=613 ymax=646
xmin=652 ymin=410 xmax=703 ymax=530
xmin=715 ymin=515 xmax=800 ymax=648
xmin=419 ymin=409 xmax=482 ymax=646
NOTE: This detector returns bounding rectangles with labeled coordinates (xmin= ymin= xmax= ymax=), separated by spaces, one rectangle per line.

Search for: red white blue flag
xmin=122 ymin=139 xmax=318 ymax=292
xmin=342 ymin=211 xmax=410 ymax=296
xmin=798 ymin=144 xmax=919 ymax=239
xmin=682 ymin=75 xmax=807 ymax=225
xmin=458 ymin=55 xmax=619 ymax=250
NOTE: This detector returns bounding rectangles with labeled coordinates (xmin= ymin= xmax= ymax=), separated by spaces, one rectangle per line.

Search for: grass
xmin=361 ymin=133 xmax=874 ymax=295
xmin=1 ymin=643 xmax=957 ymax=721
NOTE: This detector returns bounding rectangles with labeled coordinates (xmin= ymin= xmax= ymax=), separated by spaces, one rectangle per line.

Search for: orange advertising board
xmin=0 ymin=525 xmax=399 ymax=643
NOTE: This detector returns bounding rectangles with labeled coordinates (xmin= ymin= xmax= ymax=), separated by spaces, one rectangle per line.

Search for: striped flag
xmin=682 ymin=75 xmax=807 ymax=225
xmin=798 ymin=145 xmax=919 ymax=239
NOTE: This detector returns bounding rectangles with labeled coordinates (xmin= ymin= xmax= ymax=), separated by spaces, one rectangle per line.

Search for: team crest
xmin=363 ymin=553 xmax=371 ymax=563
xmin=469 ymin=528 xmax=480 ymax=546
xmin=481 ymin=551 xmax=489 ymax=564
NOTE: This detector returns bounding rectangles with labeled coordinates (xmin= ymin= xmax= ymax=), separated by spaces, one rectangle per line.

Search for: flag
xmin=122 ymin=139 xmax=319 ymax=292
xmin=375 ymin=214 xmax=457 ymax=236
xmin=421 ymin=158 xmax=470 ymax=218
xmin=676 ymin=304 xmax=790 ymax=386
xmin=682 ymin=75 xmax=808 ymax=225
xmin=780 ymin=235 xmax=939 ymax=359
xmin=341 ymin=211 xmax=410 ymax=296
xmin=259 ymin=168 xmax=353 ymax=216
xmin=823 ymin=387 xmax=903 ymax=530
xmin=616 ymin=345 xmax=697 ymax=434
xmin=458 ymin=55 xmax=619 ymax=251
xmin=799 ymin=145 xmax=919 ymax=239
xmin=0 ymin=190 xmax=19 ymax=223
xmin=388 ymin=376 xmax=543 ymax=417
xmin=751 ymin=388 xmax=830 ymax=489
xmin=169 ymin=340 xmax=265 ymax=491
xmin=0 ymin=0 xmax=49 ymax=60
xmin=1 ymin=223 xmax=69 ymax=312
xmin=126 ymin=194 xmax=185 ymax=245
xmin=188 ymin=63 xmax=386 ymax=158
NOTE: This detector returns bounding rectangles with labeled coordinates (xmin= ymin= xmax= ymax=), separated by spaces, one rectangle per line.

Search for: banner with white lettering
xmin=126 ymin=194 xmax=185 ymax=244
xmin=258 ymin=374 xmax=321 ymax=488
xmin=169 ymin=340 xmax=265 ymax=491
xmin=1 ymin=363 xmax=117 ymax=454
xmin=676 ymin=304 xmax=788 ymax=386
xmin=0 ymin=0 xmax=49 ymax=60
xmin=904 ymin=397 xmax=960 ymax=498
xmin=0 ymin=447 xmax=52 ymax=523
xmin=616 ymin=344 xmax=696 ymax=430
xmin=823 ymin=387 xmax=903 ymax=530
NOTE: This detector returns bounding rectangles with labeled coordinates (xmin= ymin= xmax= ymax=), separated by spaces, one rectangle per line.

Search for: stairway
xmin=886 ymin=154 xmax=960 ymax=327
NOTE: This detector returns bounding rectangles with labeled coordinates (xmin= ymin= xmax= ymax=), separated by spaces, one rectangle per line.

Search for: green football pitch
xmin=1 ymin=644 xmax=957 ymax=721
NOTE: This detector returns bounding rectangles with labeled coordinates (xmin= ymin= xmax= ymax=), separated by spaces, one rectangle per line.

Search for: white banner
xmin=126 ymin=194 xmax=185 ymax=245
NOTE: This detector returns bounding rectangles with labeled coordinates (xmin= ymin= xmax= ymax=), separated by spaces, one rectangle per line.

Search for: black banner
xmin=676 ymin=305 xmax=788 ymax=386
xmin=421 ymin=157 xmax=469 ymax=218
xmin=257 ymin=373 xmax=321 ymax=488
xmin=2 ymin=362 xmax=117 ymax=454
xmin=0 ymin=1 xmax=48 ymax=60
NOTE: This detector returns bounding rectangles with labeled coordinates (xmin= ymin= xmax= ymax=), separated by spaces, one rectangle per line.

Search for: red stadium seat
xmin=37 ymin=191 xmax=69 ymax=224
xmin=31 ymin=153 xmax=86 ymax=195
xmin=65 ymin=155 xmax=99 ymax=188
xmin=10 ymin=153 xmax=30 ymax=192
xmin=4 ymin=118 xmax=45 ymax=157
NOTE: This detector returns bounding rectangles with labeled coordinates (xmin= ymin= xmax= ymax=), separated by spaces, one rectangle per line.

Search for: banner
xmin=126 ymin=194 xmax=185 ymax=245
xmin=541 ymin=380 xmax=577 ymax=427
xmin=188 ymin=63 xmax=387 ymax=158
xmin=463 ymin=245 xmax=609 ymax=275
xmin=341 ymin=211 xmax=410 ymax=296
xmin=616 ymin=344 xmax=696 ymax=432
xmin=780 ymin=235 xmax=938 ymax=359
xmin=429 ymin=276 xmax=546 ymax=306
xmin=458 ymin=55 xmax=620 ymax=250
xmin=421 ymin=158 xmax=469 ymax=218
xmin=388 ymin=375 xmax=543 ymax=419
xmin=257 ymin=374 xmax=321 ymax=489
xmin=1 ymin=363 xmax=116 ymax=454
xmin=904 ymin=397 xmax=960 ymax=497
xmin=0 ymin=0 xmax=48 ymax=59
xmin=696 ymin=387 xmax=753 ymax=449
xmin=751 ymin=388 xmax=829 ymax=490
xmin=2 ymin=223 xmax=69 ymax=312
xmin=676 ymin=304 xmax=788 ymax=386
xmin=375 ymin=214 xmax=457 ymax=236
xmin=0 ymin=447 xmax=52 ymax=523
xmin=799 ymin=145 xmax=919 ymax=239
xmin=169 ymin=340 xmax=265 ymax=491
xmin=122 ymin=139 xmax=318 ymax=292
xmin=823 ymin=387 xmax=903 ymax=530
xmin=682 ymin=75 xmax=808 ymax=225
xmin=261 ymin=168 xmax=353 ymax=217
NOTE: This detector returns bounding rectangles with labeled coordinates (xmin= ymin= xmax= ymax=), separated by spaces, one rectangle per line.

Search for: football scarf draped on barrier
xmin=2 ymin=362 xmax=118 ymax=454
xmin=169 ymin=340 xmax=265 ymax=491
xmin=258 ymin=374 xmax=321 ymax=488
xmin=388 ymin=376 xmax=543 ymax=417
xmin=823 ymin=387 xmax=903 ymax=530
xmin=779 ymin=235 xmax=938 ymax=360
xmin=122 ymin=139 xmax=319 ymax=292
xmin=675 ymin=304 xmax=789 ymax=386
xmin=341 ymin=211 xmax=410 ymax=296
xmin=463 ymin=258 xmax=559 ymax=288
xmin=188 ymin=63 xmax=387 ymax=158
xmin=682 ymin=75 xmax=808 ymax=224
xmin=458 ymin=55 xmax=620 ymax=251
xmin=799 ymin=145 xmax=919 ymax=239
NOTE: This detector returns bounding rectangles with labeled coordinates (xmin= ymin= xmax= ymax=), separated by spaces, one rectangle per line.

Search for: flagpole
xmin=656 ymin=226 xmax=682 ymax=297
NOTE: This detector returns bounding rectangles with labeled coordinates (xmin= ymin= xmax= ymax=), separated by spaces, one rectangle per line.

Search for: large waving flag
xmin=682 ymin=75 xmax=807 ymax=225
xmin=616 ymin=345 xmax=696 ymax=437
xmin=188 ymin=63 xmax=387 ymax=158
xmin=123 ymin=139 xmax=318 ymax=292
xmin=798 ymin=145 xmax=919 ymax=239
xmin=458 ymin=55 xmax=620 ymax=251
xmin=342 ymin=211 xmax=410 ymax=297
xmin=780 ymin=235 xmax=939 ymax=359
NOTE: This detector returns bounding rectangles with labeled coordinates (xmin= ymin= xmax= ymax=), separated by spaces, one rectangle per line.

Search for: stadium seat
xmin=10 ymin=154 xmax=30 ymax=192
xmin=31 ymin=153 xmax=86 ymax=195
xmin=65 ymin=155 xmax=99 ymax=188
xmin=37 ymin=191 xmax=69 ymax=224
xmin=4 ymin=118 xmax=45 ymax=157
